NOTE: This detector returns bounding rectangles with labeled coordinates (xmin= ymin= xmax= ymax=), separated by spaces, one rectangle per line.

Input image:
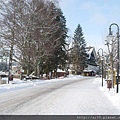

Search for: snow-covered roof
xmin=0 ymin=71 xmax=8 ymax=75
xmin=86 ymin=46 xmax=97 ymax=60
xmin=57 ymin=69 xmax=66 ymax=72
xmin=68 ymin=69 xmax=72 ymax=72
xmin=87 ymin=47 xmax=93 ymax=59
xmin=87 ymin=47 xmax=93 ymax=54
xmin=83 ymin=69 xmax=96 ymax=73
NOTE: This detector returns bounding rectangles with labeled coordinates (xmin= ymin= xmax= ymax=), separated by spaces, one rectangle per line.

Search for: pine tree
xmin=71 ymin=24 xmax=87 ymax=74
xmin=44 ymin=8 xmax=68 ymax=77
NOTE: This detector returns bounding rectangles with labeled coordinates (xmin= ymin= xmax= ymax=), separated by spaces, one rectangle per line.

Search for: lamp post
xmin=107 ymin=23 xmax=119 ymax=93
xmin=98 ymin=48 xmax=104 ymax=86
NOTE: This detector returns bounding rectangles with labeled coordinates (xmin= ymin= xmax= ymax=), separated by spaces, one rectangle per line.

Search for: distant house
xmin=67 ymin=46 xmax=99 ymax=75
xmin=83 ymin=46 xmax=99 ymax=76
xmin=56 ymin=69 xmax=66 ymax=77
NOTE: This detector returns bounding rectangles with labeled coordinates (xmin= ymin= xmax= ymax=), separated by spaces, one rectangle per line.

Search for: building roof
xmin=57 ymin=69 xmax=66 ymax=72
xmin=83 ymin=69 xmax=96 ymax=73
xmin=86 ymin=46 xmax=97 ymax=60
xmin=86 ymin=46 xmax=98 ymax=66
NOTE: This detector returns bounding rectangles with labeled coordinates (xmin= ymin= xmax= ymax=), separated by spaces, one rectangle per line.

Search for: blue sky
xmin=59 ymin=0 xmax=120 ymax=51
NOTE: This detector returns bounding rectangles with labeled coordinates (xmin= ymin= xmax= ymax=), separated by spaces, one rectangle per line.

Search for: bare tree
xmin=105 ymin=34 xmax=117 ymax=88
xmin=0 ymin=0 xmax=68 ymax=78
xmin=0 ymin=0 xmax=20 ymax=82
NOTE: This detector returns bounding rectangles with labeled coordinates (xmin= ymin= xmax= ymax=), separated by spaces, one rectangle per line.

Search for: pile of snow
xmin=93 ymin=77 xmax=120 ymax=112
xmin=0 ymin=75 xmax=83 ymax=94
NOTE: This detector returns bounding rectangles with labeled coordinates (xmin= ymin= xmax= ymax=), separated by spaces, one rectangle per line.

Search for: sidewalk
xmin=94 ymin=77 xmax=120 ymax=114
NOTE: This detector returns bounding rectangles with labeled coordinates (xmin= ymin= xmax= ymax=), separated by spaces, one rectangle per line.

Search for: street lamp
xmin=98 ymin=48 xmax=104 ymax=87
xmin=107 ymin=23 xmax=119 ymax=93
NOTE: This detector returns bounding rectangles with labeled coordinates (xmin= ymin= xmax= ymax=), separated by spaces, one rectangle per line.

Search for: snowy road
xmin=0 ymin=77 xmax=119 ymax=115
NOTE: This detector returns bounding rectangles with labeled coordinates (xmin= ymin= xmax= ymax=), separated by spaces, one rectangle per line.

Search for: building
xmin=67 ymin=46 xmax=99 ymax=76
xmin=83 ymin=46 xmax=99 ymax=76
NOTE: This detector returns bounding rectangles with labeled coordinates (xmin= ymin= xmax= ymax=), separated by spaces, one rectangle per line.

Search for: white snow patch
xmin=93 ymin=77 xmax=120 ymax=113
xmin=0 ymin=75 xmax=83 ymax=94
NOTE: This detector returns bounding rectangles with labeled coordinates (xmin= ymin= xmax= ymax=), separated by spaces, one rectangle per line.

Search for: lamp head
xmin=109 ymin=27 xmax=113 ymax=35
xmin=106 ymin=28 xmax=114 ymax=44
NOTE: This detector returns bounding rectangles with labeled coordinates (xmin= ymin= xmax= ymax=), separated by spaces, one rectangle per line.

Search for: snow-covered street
xmin=0 ymin=76 xmax=120 ymax=115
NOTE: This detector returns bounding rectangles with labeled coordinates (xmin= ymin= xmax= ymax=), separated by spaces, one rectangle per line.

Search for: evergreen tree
xmin=71 ymin=24 xmax=87 ymax=74
xmin=44 ymin=8 xmax=68 ymax=77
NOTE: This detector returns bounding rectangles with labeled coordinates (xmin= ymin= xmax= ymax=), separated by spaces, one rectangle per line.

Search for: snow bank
xmin=0 ymin=75 xmax=83 ymax=94
xmin=93 ymin=77 xmax=120 ymax=112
